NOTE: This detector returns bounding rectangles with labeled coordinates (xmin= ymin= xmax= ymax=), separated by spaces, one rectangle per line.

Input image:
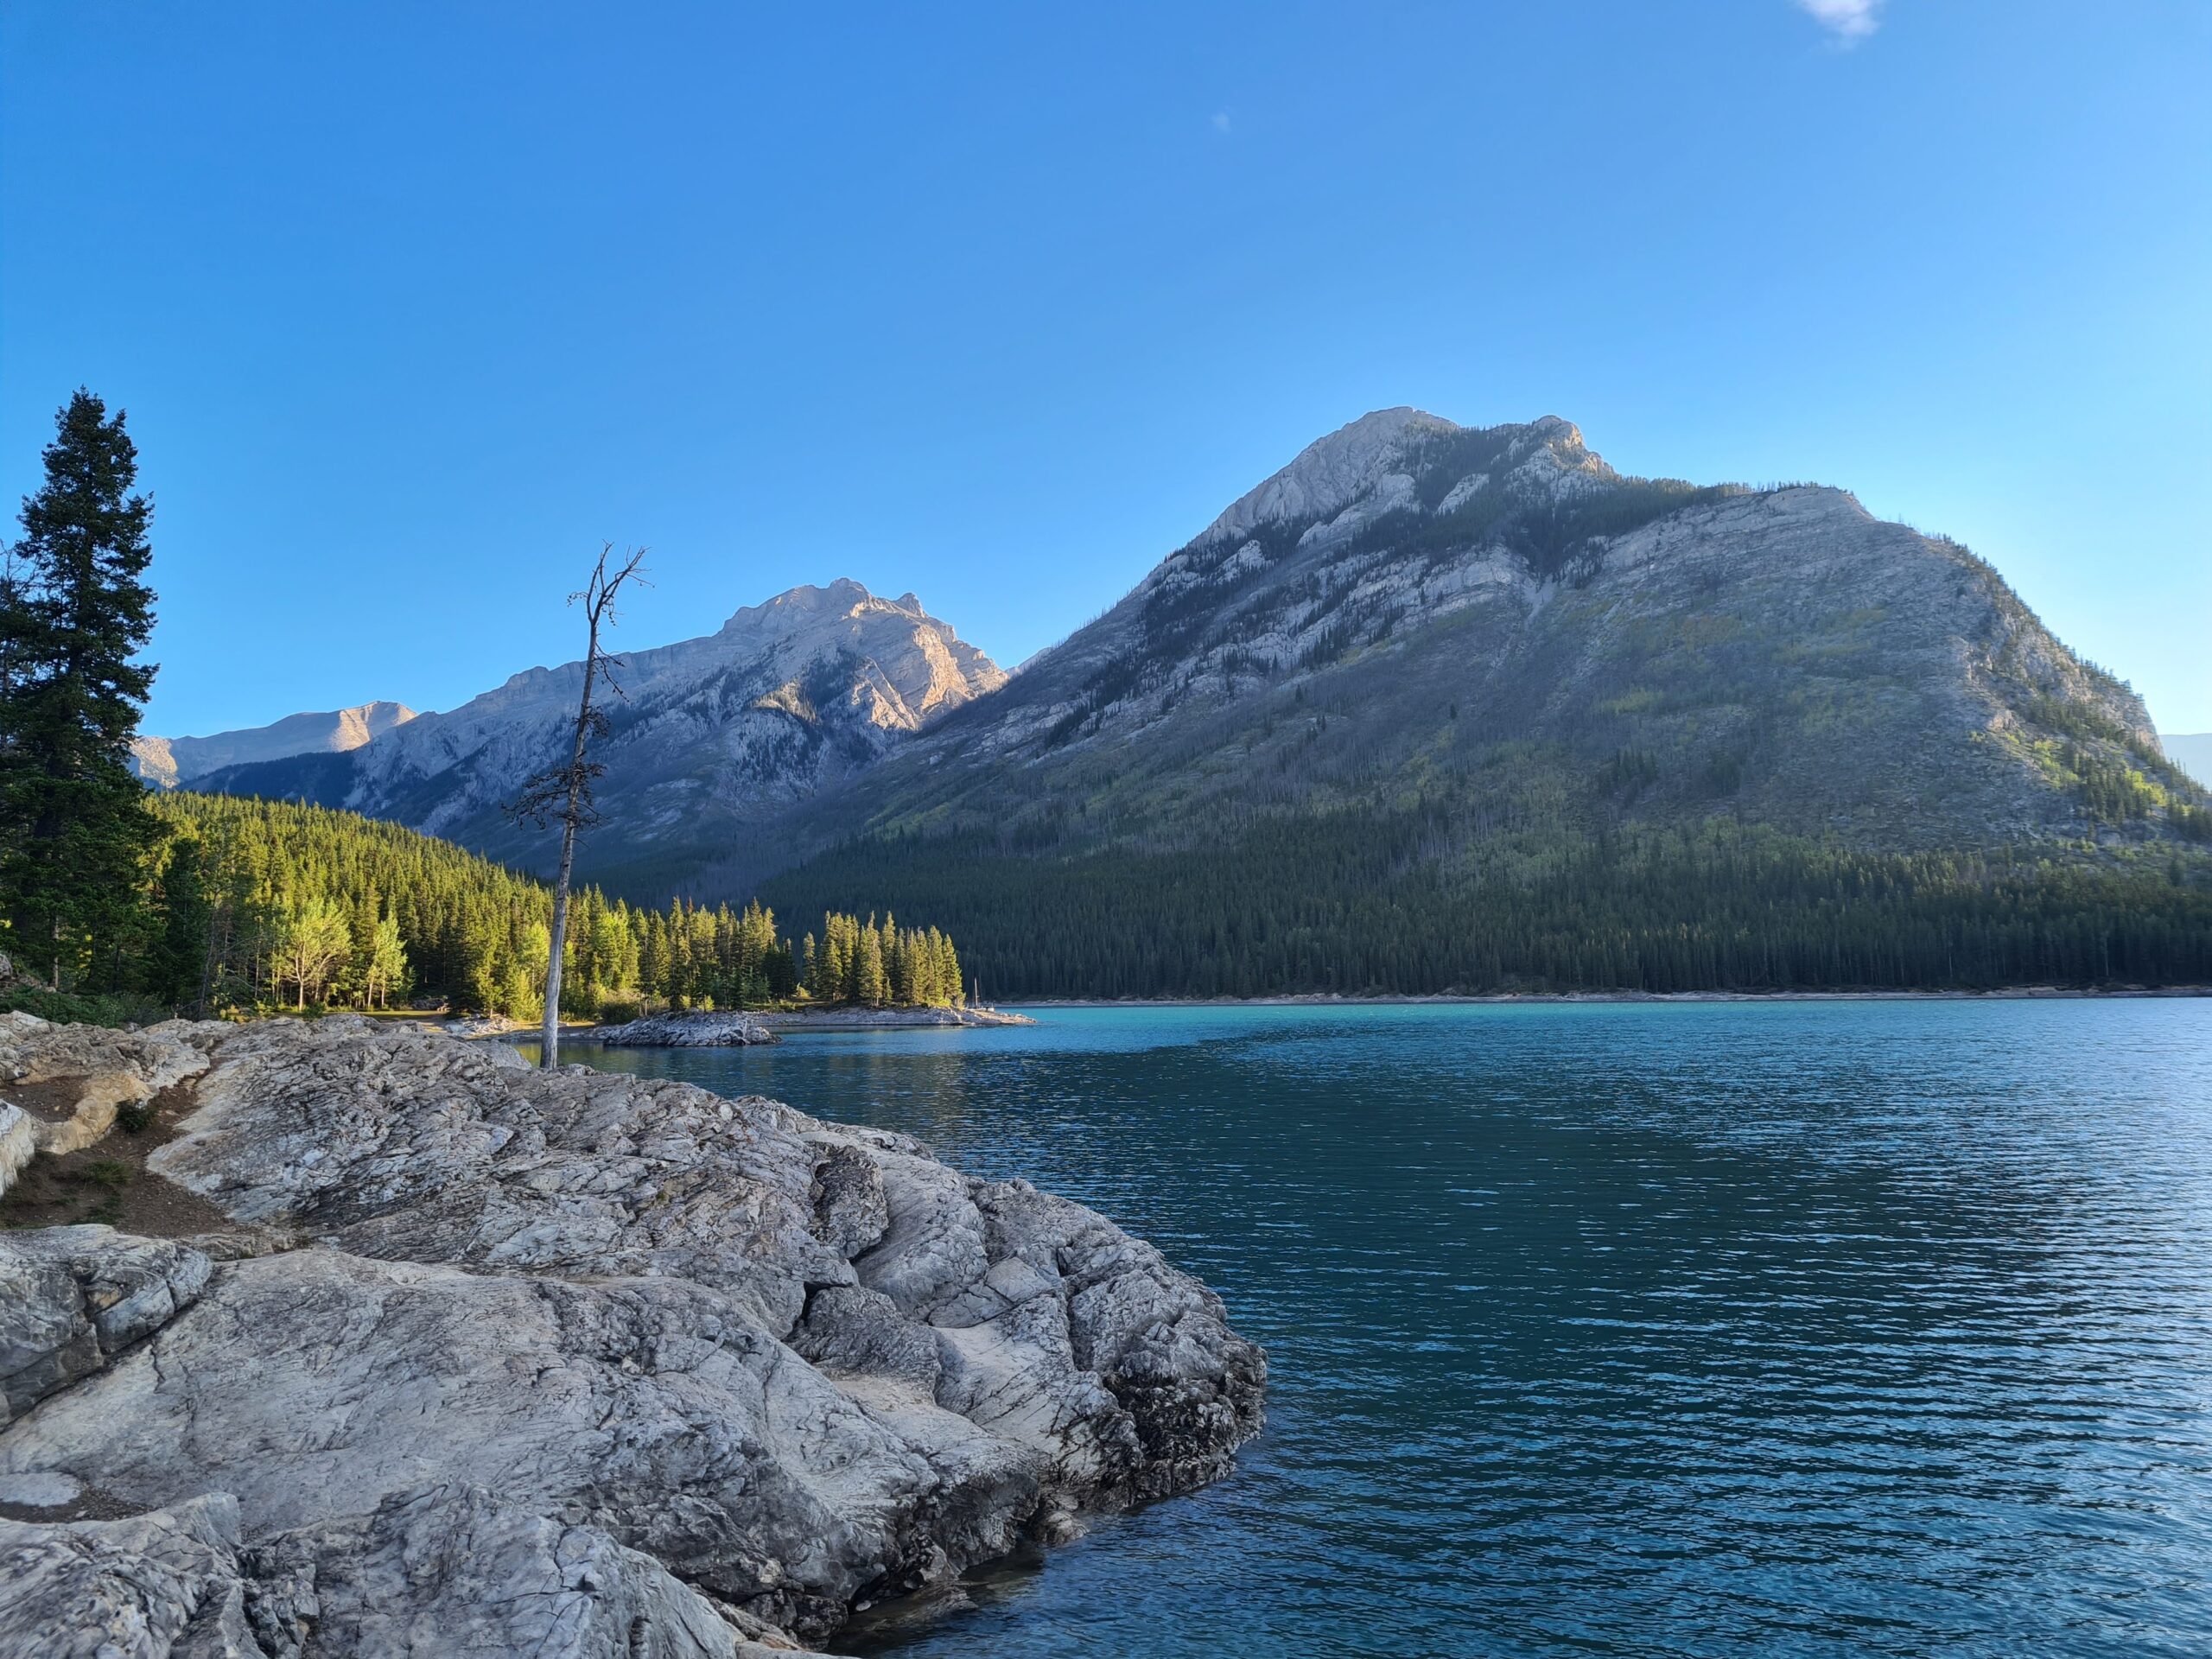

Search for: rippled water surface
xmin=559 ymin=1001 xmax=2212 ymax=1657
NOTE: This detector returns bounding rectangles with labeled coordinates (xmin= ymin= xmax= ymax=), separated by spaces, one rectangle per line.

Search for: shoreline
xmin=1007 ymin=986 xmax=2212 ymax=1008
xmin=521 ymin=1006 xmax=1042 ymax=1046
xmin=753 ymin=1005 xmax=1034 ymax=1030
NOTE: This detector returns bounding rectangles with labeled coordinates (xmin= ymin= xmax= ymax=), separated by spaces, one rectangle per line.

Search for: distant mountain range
xmin=2164 ymin=733 xmax=2212 ymax=789
xmin=176 ymin=581 xmax=1004 ymax=889
xmin=131 ymin=702 xmax=417 ymax=790
xmin=149 ymin=408 xmax=2212 ymax=992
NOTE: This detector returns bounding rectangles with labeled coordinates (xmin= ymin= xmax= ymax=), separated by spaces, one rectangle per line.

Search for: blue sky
xmin=4 ymin=1 xmax=2208 ymax=735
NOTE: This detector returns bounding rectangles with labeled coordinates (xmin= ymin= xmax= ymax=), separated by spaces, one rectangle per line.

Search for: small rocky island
xmin=589 ymin=1007 xmax=1038 ymax=1046
xmin=591 ymin=1008 xmax=780 ymax=1046
xmin=0 ymin=1013 xmax=1264 ymax=1656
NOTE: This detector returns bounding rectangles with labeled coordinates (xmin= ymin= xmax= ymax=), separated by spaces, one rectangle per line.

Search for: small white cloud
xmin=1796 ymin=0 xmax=1881 ymax=42
xmin=1211 ymin=111 xmax=1231 ymax=134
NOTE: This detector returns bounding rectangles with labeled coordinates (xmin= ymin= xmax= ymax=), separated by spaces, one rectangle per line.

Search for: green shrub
xmin=0 ymin=987 xmax=168 ymax=1028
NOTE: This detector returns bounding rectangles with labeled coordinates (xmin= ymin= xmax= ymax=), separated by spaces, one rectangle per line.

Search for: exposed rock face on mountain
xmin=205 ymin=581 xmax=1003 ymax=889
xmin=733 ymin=407 xmax=2202 ymax=882
xmin=0 ymin=1015 xmax=1263 ymax=1656
xmin=130 ymin=702 xmax=416 ymax=790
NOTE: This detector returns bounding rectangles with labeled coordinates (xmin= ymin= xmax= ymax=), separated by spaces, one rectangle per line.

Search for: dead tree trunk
xmin=510 ymin=543 xmax=647 ymax=1068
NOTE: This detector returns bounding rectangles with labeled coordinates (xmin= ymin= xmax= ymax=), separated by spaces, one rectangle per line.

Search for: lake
xmin=546 ymin=999 xmax=2212 ymax=1657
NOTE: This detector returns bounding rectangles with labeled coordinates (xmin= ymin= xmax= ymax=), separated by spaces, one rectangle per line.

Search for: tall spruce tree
xmin=0 ymin=391 xmax=160 ymax=989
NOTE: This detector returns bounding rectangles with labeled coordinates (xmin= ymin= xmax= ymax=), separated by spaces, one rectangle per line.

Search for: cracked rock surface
xmin=0 ymin=1017 xmax=1264 ymax=1656
xmin=0 ymin=1226 xmax=212 ymax=1427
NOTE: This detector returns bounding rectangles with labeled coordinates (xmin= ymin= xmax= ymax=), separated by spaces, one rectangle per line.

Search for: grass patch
xmin=72 ymin=1159 xmax=135 ymax=1192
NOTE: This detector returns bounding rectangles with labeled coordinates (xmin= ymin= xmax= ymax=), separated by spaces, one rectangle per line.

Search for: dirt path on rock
xmin=0 ymin=1079 xmax=232 ymax=1237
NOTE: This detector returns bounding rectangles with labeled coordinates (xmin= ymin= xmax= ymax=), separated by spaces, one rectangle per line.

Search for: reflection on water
xmin=540 ymin=1000 xmax=2212 ymax=1657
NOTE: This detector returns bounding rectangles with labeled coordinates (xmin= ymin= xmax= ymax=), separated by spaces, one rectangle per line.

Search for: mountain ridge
xmin=731 ymin=409 xmax=2184 ymax=885
xmin=715 ymin=407 xmax=2209 ymax=994
xmin=176 ymin=410 xmax=2208 ymax=958
xmin=130 ymin=701 xmax=418 ymax=790
xmin=194 ymin=578 xmax=1004 ymax=884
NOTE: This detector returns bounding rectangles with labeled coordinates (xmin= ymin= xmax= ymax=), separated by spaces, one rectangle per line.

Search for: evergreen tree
xmin=855 ymin=919 xmax=888 ymax=1007
xmin=0 ymin=391 xmax=160 ymax=988
xmin=636 ymin=912 xmax=666 ymax=1011
xmin=367 ymin=910 xmax=407 ymax=1009
xmin=150 ymin=834 xmax=212 ymax=1013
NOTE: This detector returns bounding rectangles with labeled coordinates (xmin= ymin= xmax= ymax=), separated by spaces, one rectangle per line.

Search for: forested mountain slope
xmin=736 ymin=410 xmax=2211 ymax=995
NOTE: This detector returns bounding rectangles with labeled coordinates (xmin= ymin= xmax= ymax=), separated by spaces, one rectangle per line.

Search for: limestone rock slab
xmin=0 ymin=1226 xmax=211 ymax=1426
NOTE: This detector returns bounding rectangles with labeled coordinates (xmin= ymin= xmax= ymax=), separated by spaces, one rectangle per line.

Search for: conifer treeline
xmin=760 ymin=810 xmax=2212 ymax=999
xmin=804 ymin=911 xmax=966 ymax=1008
xmin=130 ymin=792 xmax=964 ymax=1019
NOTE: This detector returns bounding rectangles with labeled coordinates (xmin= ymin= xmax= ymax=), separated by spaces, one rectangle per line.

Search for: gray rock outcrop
xmin=0 ymin=1105 xmax=32 ymax=1199
xmin=0 ymin=1018 xmax=1264 ymax=1656
xmin=0 ymin=1485 xmax=803 ymax=1659
xmin=0 ymin=1492 xmax=270 ymax=1659
xmin=0 ymin=1227 xmax=213 ymax=1427
xmin=238 ymin=1485 xmax=802 ymax=1658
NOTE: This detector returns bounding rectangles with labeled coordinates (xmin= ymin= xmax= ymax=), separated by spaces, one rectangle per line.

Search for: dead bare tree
xmin=508 ymin=543 xmax=648 ymax=1067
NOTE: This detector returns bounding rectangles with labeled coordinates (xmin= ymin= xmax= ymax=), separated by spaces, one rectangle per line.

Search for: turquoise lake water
xmin=554 ymin=1000 xmax=2212 ymax=1657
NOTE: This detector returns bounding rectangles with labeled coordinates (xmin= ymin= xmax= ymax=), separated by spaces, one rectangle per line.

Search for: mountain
xmin=749 ymin=407 xmax=2196 ymax=856
xmin=2163 ymin=734 xmax=2212 ymax=789
xmin=130 ymin=702 xmax=417 ymax=789
xmin=204 ymin=580 xmax=1004 ymax=888
xmin=181 ymin=410 xmax=2208 ymax=995
xmin=730 ymin=409 xmax=2210 ymax=994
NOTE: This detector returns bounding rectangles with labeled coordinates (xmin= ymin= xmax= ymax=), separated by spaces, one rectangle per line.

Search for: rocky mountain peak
xmin=725 ymin=577 xmax=943 ymax=635
xmin=744 ymin=405 xmax=2203 ymax=933
xmin=1192 ymin=407 xmax=1623 ymax=563
xmin=1198 ymin=407 xmax=1461 ymax=549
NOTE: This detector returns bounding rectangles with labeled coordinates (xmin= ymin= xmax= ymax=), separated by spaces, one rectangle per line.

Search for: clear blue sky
xmin=4 ymin=2 xmax=2208 ymax=736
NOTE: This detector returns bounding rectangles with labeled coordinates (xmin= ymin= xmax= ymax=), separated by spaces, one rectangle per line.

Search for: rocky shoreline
xmin=579 ymin=1007 xmax=1039 ymax=1047
xmin=0 ymin=1013 xmax=1263 ymax=1656
xmin=755 ymin=1007 xmax=1036 ymax=1031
